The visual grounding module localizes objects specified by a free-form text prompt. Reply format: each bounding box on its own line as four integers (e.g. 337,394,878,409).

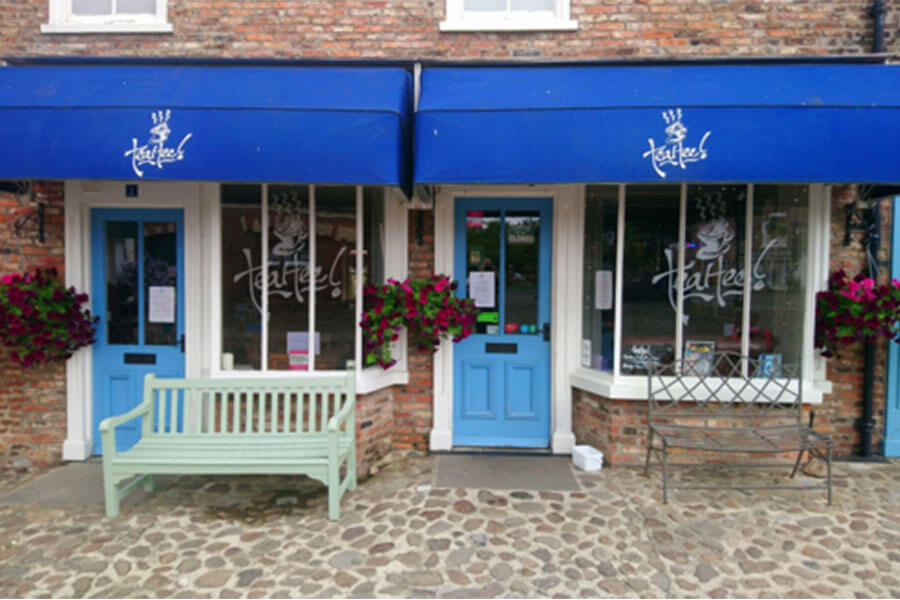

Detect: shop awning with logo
415,64,900,184
0,65,412,189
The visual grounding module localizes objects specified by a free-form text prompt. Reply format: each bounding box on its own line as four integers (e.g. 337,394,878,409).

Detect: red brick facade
0,1,897,472
0,182,66,472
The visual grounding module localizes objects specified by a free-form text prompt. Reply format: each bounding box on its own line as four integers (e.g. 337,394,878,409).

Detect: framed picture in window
755,353,783,378
683,340,717,376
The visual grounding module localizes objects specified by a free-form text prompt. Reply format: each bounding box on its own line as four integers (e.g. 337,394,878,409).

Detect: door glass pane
582,185,618,372
117,0,156,13
105,222,139,345
221,184,262,370
505,211,540,335
314,187,356,371
72,0,111,16
750,185,808,368
466,210,501,334
682,185,747,357
620,185,680,374
143,222,178,346
266,185,311,371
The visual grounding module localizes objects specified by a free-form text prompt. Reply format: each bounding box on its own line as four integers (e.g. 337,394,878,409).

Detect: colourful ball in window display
520,324,529,333
530,325,537,333
505,323,519,334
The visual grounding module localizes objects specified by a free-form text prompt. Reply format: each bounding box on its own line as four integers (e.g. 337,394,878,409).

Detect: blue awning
0,65,412,190
415,64,900,184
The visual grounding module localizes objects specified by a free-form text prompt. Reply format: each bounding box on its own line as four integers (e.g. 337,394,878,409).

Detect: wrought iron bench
100,370,356,520
644,352,834,504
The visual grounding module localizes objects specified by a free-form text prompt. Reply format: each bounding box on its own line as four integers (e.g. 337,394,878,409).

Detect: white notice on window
595,270,613,311
148,286,176,324
469,271,496,308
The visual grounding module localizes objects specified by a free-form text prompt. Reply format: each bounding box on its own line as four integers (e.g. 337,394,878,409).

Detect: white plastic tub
572,445,604,471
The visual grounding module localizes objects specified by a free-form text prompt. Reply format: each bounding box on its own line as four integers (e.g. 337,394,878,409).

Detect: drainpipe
870,0,886,53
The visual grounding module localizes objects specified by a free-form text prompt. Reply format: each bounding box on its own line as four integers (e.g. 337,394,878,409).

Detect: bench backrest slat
143,372,355,436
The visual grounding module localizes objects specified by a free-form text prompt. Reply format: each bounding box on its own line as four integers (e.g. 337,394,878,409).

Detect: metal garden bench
644,352,834,504
100,370,356,520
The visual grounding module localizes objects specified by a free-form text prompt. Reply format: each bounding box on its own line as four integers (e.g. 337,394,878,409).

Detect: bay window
220,184,387,374
581,183,811,380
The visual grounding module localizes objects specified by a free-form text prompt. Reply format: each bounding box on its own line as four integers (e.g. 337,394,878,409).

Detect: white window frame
43,0,173,34
208,184,409,394
569,182,833,404
440,0,577,32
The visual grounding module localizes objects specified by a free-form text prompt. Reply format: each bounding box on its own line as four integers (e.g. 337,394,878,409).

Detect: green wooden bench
100,370,356,520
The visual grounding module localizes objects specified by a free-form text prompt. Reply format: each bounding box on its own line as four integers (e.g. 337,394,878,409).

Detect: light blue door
91,209,185,454
886,196,900,457
453,197,552,447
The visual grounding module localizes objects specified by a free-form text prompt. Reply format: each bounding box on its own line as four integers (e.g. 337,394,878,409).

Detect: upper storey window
43,0,173,33
440,0,577,31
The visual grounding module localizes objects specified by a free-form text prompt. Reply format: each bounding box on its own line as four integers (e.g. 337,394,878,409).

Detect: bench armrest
98,397,154,435
328,394,356,433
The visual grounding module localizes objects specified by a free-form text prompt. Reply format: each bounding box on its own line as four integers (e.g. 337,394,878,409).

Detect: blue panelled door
91,209,185,454
453,198,552,447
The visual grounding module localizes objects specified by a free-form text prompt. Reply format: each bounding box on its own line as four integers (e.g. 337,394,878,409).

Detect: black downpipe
859,199,882,458
871,0,886,53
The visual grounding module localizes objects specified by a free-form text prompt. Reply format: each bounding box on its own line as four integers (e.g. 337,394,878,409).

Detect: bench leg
661,441,669,504
103,471,120,518
644,430,654,477
143,474,156,493
790,448,805,479
328,453,341,521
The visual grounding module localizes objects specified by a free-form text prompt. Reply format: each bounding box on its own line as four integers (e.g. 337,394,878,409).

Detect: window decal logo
642,109,711,179
124,110,193,177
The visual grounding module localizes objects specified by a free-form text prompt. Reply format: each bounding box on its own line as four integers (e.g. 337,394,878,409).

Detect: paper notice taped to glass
469,271,496,308
148,286,176,323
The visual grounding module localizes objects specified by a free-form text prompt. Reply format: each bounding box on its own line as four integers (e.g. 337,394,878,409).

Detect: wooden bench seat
101,371,356,520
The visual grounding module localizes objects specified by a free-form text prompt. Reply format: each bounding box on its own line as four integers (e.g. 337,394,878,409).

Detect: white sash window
43,0,172,33
441,0,577,31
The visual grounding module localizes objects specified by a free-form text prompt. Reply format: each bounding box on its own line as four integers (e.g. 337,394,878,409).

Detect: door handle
542,322,551,342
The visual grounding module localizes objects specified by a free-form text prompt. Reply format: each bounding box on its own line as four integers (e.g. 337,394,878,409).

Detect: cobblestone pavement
1,455,899,598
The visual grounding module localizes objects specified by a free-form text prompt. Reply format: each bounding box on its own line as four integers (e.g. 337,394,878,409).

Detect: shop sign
642,109,711,179
124,110,193,177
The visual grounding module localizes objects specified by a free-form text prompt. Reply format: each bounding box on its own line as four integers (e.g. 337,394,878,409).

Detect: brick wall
574,185,896,465
0,181,67,473
355,386,394,477
391,209,435,453
0,1,896,60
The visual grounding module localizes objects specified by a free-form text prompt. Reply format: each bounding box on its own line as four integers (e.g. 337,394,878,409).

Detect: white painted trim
441,0,576,32
431,188,455,451
612,185,625,376
43,0,171,34
429,184,577,454
63,180,200,460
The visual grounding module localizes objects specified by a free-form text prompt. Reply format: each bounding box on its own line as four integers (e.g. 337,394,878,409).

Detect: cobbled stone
0,456,896,599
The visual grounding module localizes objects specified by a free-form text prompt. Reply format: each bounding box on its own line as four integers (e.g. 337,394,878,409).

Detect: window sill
41,21,173,34
570,367,829,404
204,366,409,396
439,18,578,32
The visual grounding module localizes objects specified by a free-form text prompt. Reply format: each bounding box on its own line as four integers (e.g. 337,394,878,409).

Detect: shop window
440,0,576,31
581,183,810,378
220,184,386,373
43,0,172,33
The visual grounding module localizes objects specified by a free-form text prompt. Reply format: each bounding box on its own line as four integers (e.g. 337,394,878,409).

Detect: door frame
886,195,900,457
430,184,580,454
63,180,203,461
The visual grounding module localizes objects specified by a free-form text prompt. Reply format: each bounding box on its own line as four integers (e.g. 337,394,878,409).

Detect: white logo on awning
642,109,711,178
124,110,193,177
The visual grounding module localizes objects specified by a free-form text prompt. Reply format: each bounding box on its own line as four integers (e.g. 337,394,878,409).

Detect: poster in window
755,353,783,378
683,340,717,376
